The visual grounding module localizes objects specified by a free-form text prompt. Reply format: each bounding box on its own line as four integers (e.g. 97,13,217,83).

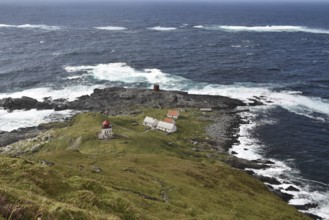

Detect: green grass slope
0,109,310,220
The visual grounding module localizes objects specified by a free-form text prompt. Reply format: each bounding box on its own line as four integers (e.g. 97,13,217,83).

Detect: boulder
225,156,270,170
285,185,300,192
255,175,281,185
0,96,38,110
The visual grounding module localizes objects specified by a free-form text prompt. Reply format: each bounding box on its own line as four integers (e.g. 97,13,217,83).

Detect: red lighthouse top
102,120,111,129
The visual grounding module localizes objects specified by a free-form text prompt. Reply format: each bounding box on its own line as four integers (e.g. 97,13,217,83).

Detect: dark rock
293,203,318,210
255,175,281,185
231,151,238,155
304,212,323,220
54,104,68,111
285,185,300,192
225,156,270,170
244,170,255,175
0,96,38,110
0,127,41,147
251,159,275,165
36,102,53,110
66,87,244,112
269,188,293,202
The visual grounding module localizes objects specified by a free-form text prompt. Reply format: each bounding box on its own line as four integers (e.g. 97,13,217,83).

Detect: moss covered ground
0,108,310,219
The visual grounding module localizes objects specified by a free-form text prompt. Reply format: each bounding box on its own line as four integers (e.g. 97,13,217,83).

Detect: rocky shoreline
0,87,321,219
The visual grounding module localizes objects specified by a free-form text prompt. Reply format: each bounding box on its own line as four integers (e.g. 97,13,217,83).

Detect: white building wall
156,121,177,133
143,116,159,128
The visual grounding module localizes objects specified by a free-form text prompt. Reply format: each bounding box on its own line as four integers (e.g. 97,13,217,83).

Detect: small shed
167,110,180,119
156,121,177,133
143,116,159,128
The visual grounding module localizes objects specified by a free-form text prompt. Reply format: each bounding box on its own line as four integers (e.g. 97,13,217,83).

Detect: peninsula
0,87,312,219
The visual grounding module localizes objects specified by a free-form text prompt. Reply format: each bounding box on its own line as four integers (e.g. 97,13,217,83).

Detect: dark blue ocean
0,2,328,218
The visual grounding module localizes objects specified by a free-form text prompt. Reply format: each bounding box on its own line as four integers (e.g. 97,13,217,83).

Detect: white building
156,121,177,133
143,116,159,128
99,128,113,139
98,120,113,139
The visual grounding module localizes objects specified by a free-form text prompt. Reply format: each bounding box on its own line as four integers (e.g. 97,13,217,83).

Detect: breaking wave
94,26,127,31
0,24,62,31
148,26,177,31
194,25,329,34
0,85,103,102
0,109,75,132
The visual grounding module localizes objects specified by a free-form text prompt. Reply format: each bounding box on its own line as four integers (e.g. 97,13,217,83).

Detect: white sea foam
194,25,204,29
95,26,127,31
66,75,84,80
0,109,75,132
229,109,265,160
0,85,103,102
64,63,178,85
195,25,329,34
148,26,177,31
189,84,329,120
0,24,61,31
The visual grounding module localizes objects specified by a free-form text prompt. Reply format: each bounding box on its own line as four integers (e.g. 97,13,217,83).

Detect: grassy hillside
0,109,310,219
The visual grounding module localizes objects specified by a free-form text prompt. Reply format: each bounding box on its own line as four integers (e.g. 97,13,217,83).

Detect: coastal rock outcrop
0,96,38,111
66,87,244,113
0,87,244,113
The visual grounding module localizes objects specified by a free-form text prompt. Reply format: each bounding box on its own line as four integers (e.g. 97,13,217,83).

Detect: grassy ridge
0,109,310,219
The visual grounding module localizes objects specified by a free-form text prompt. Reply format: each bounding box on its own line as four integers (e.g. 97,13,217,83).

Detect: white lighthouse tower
98,120,113,139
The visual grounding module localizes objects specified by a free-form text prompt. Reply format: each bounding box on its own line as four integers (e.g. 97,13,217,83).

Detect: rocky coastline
0,87,321,219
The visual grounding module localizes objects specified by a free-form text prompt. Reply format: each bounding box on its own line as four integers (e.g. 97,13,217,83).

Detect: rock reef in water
0,87,244,112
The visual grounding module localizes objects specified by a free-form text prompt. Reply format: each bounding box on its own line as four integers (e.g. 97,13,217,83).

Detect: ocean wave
194,25,329,34
148,26,177,31
64,63,177,85
0,85,103,102
0,109,75,132
0,23,62,31
189,85,329,120
94,26,127,31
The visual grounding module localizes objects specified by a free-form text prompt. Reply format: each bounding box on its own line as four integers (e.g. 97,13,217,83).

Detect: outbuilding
156,121,177,133
167,110,180,119
143,116,159,128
